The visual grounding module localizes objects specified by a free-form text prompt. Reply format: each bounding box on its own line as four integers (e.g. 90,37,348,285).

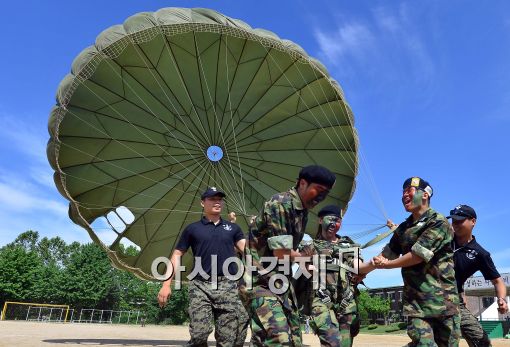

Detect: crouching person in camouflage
295,205,369,347
247,165,336,346
157,187,248,347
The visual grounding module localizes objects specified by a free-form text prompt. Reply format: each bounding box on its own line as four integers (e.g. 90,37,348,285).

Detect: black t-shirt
452,235,500,293
176,217,245,278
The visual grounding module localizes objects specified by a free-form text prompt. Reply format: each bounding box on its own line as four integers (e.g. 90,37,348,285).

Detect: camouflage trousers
250,295,302,346
459,302,491,347
309,300,360,347
407,315,460,347
187,278,249,347
336,312,360,347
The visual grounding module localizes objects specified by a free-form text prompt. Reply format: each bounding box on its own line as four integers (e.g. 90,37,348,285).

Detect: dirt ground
0,321,508,347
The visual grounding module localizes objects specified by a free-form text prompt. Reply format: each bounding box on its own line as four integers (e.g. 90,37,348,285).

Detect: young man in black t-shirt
158,187,247,347
448,204,508,347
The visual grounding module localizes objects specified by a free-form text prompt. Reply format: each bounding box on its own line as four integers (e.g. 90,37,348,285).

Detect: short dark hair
298,165,336,188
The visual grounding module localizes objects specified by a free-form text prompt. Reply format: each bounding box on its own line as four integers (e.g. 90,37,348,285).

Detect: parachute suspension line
193,32,247,213
263,45,387,222
264,50,357,173
289,62,358,175
75,201,204,214
153,164,211,254
157,31,246,211
61,108,209,203
224,35,247,215
58,162,206,214
342,223,387,226
219,44,360,215
297,60,388,220
67,65,209,199
61,167,214,212
349,224,386,240
55,157,217,220
100,38,244,212
219,46,313,210
111,38,245,211
261,52,357,175
248,46,356,178
157,29,213,147
358,145,388,220
158,31,245,210
298,67,358,170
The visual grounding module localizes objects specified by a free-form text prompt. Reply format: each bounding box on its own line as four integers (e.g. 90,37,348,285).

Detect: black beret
298,165,336,188
402,177,433,197
318,205,341,218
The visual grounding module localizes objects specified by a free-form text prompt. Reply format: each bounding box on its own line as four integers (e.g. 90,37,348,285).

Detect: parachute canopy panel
47,7,359,280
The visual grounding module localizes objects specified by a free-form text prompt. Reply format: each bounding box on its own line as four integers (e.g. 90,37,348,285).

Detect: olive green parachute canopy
47,7,359,280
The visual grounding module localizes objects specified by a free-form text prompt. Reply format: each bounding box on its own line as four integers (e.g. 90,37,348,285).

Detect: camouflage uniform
247,187,308,347
459,302,491,347
187,277,248,347
298,236,361,347
382,208,460,347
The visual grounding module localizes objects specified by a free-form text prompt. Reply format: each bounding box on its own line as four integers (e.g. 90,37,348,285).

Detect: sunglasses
449,209,474,219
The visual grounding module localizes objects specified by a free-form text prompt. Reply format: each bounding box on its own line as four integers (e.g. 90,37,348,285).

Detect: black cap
403,177,433,197
318,205,342,218
298,165,336,188
447,204,477,220
201,187,226,200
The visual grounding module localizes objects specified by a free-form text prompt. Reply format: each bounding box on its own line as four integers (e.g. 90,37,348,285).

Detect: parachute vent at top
47,7,359,280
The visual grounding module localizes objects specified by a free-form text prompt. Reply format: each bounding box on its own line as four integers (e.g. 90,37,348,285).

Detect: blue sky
1,0,509,288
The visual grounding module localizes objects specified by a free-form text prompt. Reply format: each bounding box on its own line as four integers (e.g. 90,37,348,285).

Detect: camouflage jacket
247,187,308,299
299,236,361,314
382,208,459,318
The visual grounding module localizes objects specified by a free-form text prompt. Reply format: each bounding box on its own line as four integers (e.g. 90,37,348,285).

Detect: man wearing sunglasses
448,204,508,347
372,177,460,346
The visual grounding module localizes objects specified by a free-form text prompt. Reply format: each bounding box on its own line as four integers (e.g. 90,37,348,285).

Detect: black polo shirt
176,217,245,278
452,235,500,293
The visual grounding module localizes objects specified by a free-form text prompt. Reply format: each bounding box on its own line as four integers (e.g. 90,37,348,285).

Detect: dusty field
0,321,508,347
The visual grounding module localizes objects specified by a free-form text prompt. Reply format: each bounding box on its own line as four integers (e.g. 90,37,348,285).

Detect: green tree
60,243,118,309
9,230,39,251
357,290,391,324
1,231,191,325
37,236,68,266
0,245,44,304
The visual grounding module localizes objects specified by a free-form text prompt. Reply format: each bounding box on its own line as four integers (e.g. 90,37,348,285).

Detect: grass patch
359,323,406,335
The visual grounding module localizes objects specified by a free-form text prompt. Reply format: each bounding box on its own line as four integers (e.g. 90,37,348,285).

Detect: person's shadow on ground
43,339,252,346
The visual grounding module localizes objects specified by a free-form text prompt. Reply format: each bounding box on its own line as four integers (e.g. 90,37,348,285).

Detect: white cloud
0,113,48,164
0,181,67,216
0,111,83,247
313,3,436,102
315,22,374,66
314,22,375,65
29,164,56,189
373,7,400,33
0,205,89,247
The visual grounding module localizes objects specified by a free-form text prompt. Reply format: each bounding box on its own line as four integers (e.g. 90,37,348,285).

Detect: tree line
0,231,188,324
